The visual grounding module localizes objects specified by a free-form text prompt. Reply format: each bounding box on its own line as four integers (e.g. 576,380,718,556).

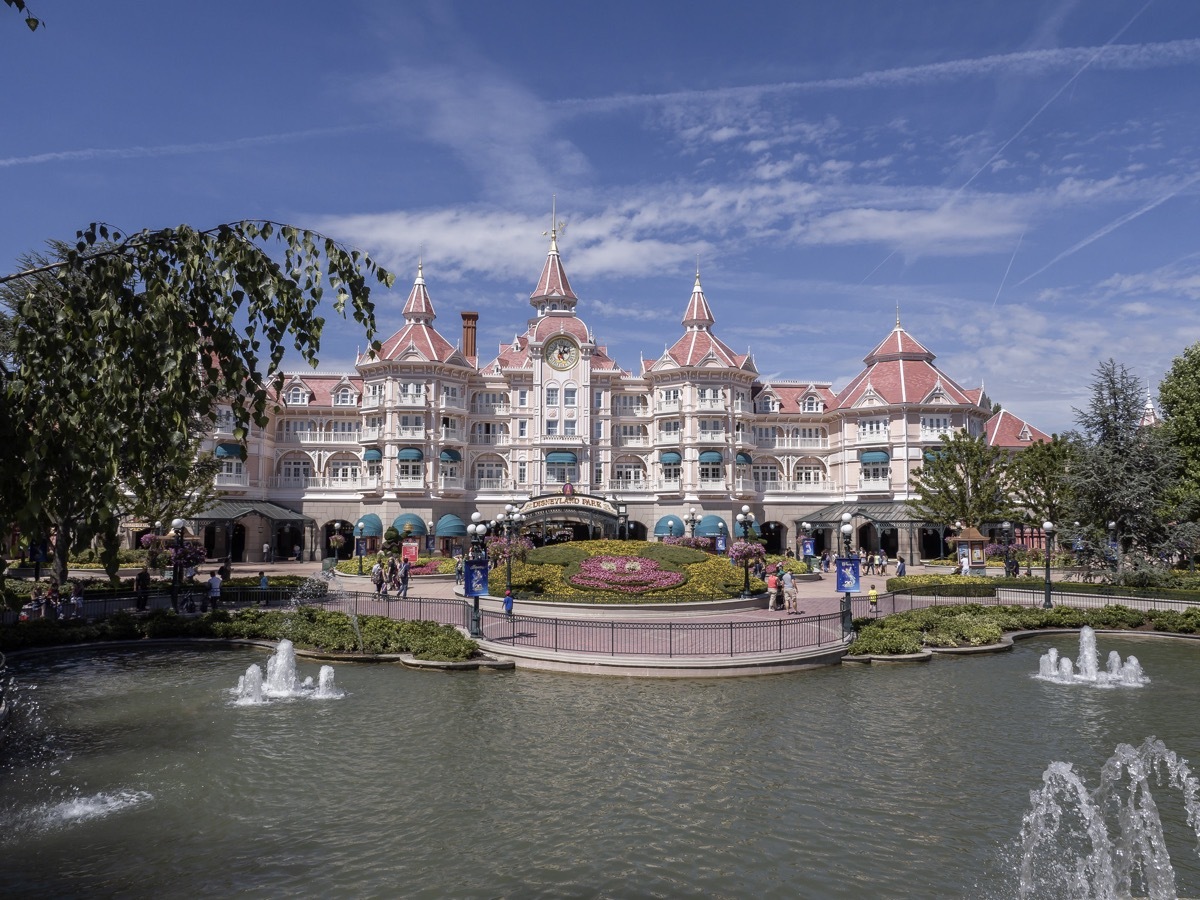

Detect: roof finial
542,194,566,248
895,302,901,328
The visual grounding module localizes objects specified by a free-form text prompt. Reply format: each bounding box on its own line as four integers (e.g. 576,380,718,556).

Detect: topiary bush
848,627,923,655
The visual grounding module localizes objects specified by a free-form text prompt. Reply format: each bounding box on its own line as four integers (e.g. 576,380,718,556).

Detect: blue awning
391,513,427,536
660,450,682,465
735,452,753,465
924,450,943,462
363,448,383,462
545,450,577,465
397,447,423,461
653,515,682,537
439,449,461,463
435,513,467,536
215,443,242,459
698,450,723,464
355,513,383,537
861,450,890,464
696,514,729,537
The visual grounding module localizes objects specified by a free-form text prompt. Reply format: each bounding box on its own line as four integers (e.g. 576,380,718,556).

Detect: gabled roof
985,409,1052,449
834,323,976,409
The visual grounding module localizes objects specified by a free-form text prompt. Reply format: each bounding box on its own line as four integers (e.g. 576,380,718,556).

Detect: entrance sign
518,493,618,518
464,559,489,597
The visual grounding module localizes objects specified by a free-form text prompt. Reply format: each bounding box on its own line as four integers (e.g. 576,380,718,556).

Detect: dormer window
802,396,821,413
286,386,308,406
333,387,355,406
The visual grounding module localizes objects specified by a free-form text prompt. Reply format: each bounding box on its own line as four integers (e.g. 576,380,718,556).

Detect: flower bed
567,556,686,593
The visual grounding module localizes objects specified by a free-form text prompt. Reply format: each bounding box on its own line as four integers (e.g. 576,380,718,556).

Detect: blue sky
4,0,1199,433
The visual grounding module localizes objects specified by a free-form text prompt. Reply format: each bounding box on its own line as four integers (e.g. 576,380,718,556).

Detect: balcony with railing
395,392,427,408
656,478,681,492
440,394,466,410
614,435,650,447
538,434,586,445
732,399,754,415
468,433,509,446
697,478,727,491
609,477,650,492
439,427,464,443
280,430,362,445
858,476,892,492
655,399,681,413
655,431,682,445
361,425,383,442
438,475,465,491
696,398,727,412
396,426,425,440
613,403,650,417
215,473,249,487
471,402,511,415
855,429,890,446
470,477,512,492
393,477,426,491
920,427,956,442
754,436,830,450
696,431,727,443
361,395,381,410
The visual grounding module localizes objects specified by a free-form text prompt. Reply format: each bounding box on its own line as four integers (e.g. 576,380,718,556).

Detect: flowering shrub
662,536,715,551
166,542,208,568
728,540,766,565
567,555,685,593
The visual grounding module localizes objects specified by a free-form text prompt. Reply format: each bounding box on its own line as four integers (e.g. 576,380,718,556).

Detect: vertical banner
835,556,861,593
402,540,420,564
715,534,728,554
354,537,368,558
801,537,815,558
464,559,489,597
425,535,435,554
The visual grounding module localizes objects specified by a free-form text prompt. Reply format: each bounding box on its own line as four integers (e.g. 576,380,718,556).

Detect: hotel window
564,387,577,407
331,420,358,435
802,396,821,413
517,463,527,484
221,459,244,477
661,461,681,482
517,389,529,407
659,420,681,438
594,390,604,409
329,460,360,481
563,420,577,437
518,419,528,438
699,459,723,481
286,386,308,405
546,419,559,437
594,464,604,484
699,419,723,435
859,418,888,440
333,387,355,406
593,420,603,440
281,458,311,480
545,386,560,406
795,464,823,484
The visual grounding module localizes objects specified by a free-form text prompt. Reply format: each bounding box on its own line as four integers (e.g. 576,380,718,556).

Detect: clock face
545,337,580,371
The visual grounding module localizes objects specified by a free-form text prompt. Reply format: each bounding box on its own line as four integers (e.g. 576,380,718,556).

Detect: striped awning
355,513,383,537
392,513,427,535
397,447,423,461
660,451,682,465
860,450,890,464
698,450,723,464
735,452,753,465
215,443,242,459
439,449,461,463
435,513,467,536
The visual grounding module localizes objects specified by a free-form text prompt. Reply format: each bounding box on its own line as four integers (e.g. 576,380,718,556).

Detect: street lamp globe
171,518,186,533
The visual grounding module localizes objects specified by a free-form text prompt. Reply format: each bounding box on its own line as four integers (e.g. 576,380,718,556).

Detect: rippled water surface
4,636,1200,898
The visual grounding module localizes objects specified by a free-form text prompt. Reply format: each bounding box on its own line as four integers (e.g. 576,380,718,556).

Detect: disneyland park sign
518,490,618,518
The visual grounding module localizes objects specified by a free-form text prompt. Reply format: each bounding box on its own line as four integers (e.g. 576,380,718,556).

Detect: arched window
286,385,308,405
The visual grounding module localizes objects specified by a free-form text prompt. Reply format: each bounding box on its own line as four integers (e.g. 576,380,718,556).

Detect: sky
3,0,1199,434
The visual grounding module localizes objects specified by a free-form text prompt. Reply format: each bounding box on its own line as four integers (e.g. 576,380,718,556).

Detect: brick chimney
460,311,478,358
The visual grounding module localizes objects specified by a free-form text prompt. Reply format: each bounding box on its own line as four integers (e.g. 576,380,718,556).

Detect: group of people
370,555,411,599
765,566,803,615
20,582,86,621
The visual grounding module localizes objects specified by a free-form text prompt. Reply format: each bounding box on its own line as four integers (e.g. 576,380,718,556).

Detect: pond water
3,635,1200,898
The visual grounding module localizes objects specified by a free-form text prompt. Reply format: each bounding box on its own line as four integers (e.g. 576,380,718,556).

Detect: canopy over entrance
517,491,621,539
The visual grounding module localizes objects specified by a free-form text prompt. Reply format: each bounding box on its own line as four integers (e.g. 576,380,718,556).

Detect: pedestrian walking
782,569,796,613
207,569,222,612
868,584,879,615
766,569,779,611
896,555,907,577
371,560,384,596
135,566,151,612
503,589,514,619
877,550,887,576
399,558,411,599
262,541,272,563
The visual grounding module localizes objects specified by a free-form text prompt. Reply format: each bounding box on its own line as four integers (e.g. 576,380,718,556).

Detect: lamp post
467,511,487,637
736,504,755,598
1107,519,1118,570
355,521,365,575
1042,521,1055,608
495,503,525,595
801,520,811,561
332,520,342,562
170,517,186,613
666,518,676,539
684,507,700,537
1001,521,1012,578
840,514,854,634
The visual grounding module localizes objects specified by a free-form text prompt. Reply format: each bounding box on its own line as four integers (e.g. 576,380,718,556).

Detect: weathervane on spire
895,302,901,328
543,194,566,243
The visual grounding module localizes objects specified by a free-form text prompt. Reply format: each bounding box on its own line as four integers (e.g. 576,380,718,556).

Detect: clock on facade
545,336,580,371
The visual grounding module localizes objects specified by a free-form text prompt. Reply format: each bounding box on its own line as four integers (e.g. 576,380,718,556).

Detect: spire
681,268,715,329
401,260,436,325
1140,380,1161,427
530,196,578,311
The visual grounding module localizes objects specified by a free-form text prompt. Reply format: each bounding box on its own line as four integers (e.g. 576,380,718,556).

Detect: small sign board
835,555,861,593
715,534,727,554
464,559,489,597
402,540,420,563
801,537,815,558
355,537,368,558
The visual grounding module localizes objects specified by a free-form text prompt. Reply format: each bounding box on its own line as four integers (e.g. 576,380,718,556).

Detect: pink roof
834,325,976,408
681,273,715,327
530,231,577,302
658,272,749,369
531,315,590,344
401,261,435,323
761,383,837,412
369,264,462,364
985,409,1052,448
278,373,362,407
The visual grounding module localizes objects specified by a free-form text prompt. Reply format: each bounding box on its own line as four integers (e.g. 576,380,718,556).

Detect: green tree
4,0,40,31
1157,341,1200,517
1066,359,1180,568
1007,434,1076,528
0,221,392,585
907,430,1013,528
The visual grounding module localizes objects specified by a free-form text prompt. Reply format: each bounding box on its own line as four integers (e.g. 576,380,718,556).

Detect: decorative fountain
233,639,343,704
1019,737,1200,899
1035,626,1149,688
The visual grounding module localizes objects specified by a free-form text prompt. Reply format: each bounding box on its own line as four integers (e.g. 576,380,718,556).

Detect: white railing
754,436,829,450
733,400,754,415
393,477,426,490
609,478,649,491
438,476,465,491
215,473,248,487
697,478,726,490
856,431,889,445
696,398,727,411
439,428,463,442
269,475,309,489
471,478,511,491
280,431,361,444
655,433,682,444
696,432,727,443
440,395,466,410
858,477,891,491
656,479,681,491
396,393,426,407
361,396,381,410
656,400,681,413
613,404,650,417
469,434,509,445
540,435,586,445
361,426,383,441
920,429,953,442
614,436,650,447
471,403,511,415
397,427,425,439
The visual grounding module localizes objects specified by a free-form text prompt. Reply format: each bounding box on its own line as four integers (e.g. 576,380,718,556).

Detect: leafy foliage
0,223,392,586
1008,434,1076,527
907,430,1012,528
4,0,39,31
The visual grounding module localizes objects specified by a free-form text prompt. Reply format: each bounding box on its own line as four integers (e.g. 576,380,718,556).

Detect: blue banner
715,535,727,554
355,538,368,558
835,556,861,593
801,538,815,557
464,559,489,597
